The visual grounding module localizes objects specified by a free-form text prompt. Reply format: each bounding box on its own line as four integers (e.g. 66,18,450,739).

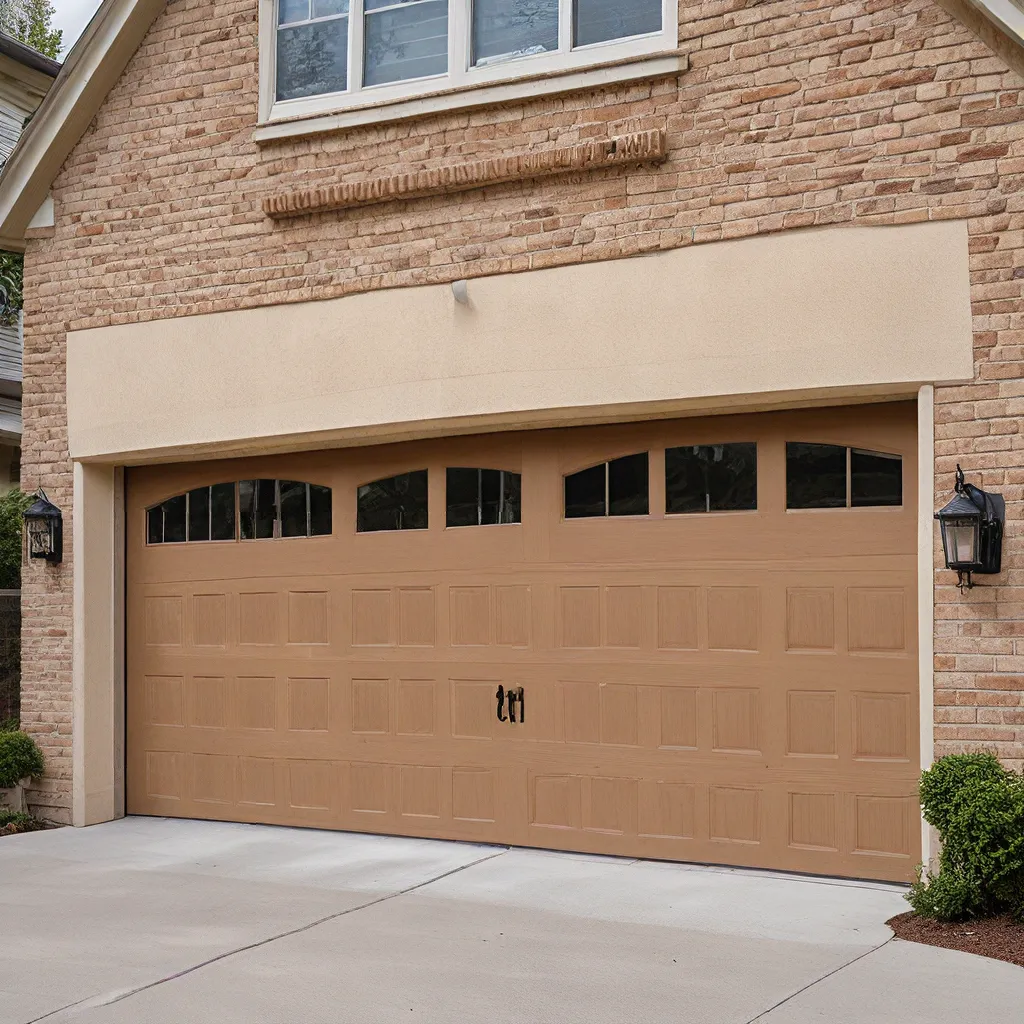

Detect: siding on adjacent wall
18,0,1024,820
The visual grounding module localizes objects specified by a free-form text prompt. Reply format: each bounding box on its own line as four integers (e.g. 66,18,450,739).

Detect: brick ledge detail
262,129,668,219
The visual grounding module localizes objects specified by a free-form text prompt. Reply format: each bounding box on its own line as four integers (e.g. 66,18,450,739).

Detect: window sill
254,49,687,144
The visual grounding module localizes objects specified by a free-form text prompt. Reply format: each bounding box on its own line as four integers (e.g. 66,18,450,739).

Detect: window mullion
559,0,573,53
450,0,468,85
349,0,365,94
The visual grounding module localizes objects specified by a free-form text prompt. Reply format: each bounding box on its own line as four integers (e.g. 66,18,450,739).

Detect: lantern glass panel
27,519,50,557
942,516,979,567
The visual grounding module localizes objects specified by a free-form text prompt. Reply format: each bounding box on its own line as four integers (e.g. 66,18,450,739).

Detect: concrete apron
0,818,1019,1024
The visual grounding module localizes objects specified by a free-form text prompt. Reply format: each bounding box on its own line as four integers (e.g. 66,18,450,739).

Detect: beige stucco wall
66,221,974,463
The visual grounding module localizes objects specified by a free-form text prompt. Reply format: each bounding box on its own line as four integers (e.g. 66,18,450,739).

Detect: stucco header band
66,221,974,463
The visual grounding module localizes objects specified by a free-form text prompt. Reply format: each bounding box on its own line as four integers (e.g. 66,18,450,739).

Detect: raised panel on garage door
126,403,920,881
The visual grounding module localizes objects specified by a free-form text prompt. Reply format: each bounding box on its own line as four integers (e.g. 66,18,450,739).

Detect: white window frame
257,0,681,139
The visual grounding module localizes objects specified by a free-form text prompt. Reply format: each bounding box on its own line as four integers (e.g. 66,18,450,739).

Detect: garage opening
126,402,919,881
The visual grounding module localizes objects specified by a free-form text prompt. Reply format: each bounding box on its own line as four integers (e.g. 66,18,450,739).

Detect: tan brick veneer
18,0,1024,821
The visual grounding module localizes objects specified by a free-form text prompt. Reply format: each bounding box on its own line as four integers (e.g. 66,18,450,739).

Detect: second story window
265,0,676,125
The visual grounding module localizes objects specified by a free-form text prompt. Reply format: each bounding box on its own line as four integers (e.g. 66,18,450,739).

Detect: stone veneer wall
19,0,1024,820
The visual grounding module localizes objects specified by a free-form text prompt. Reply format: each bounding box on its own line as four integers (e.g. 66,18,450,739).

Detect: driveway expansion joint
24,846,511,1024
743,936,894,1024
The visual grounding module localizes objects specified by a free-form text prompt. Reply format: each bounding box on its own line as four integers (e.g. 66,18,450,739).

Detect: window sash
268,0,672,119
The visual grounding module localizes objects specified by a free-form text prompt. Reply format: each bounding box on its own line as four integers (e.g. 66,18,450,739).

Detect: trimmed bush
908,753,1024,922
0,730,44,789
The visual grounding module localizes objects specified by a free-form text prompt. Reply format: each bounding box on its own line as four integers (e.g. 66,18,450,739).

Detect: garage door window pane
364,0,448,87
162,494,187,544
358,470,428,532
666,443,757,514
446,468,521,527
852,449,902,507
574,0,662,47
609,452,649,516
565,463,606,519
473,0,558,67
147,506,162,544
280,480,308,537
187,487,211,542
310,484,332,535
240,479,277,539
211,483,236,541
786,443,847,509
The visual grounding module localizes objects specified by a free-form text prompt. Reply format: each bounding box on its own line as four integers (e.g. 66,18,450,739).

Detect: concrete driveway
0,819,1020,1024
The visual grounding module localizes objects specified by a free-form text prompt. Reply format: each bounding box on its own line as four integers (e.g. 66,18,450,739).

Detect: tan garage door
127,403,920,881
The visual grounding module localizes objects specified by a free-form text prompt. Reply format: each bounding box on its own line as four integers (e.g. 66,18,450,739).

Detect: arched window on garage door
357,470,429,532
147,483,236,544
446,468,521,527
239,479,333,539
564,452,649,519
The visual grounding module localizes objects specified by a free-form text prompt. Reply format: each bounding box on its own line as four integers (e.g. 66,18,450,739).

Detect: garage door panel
128,403,919,880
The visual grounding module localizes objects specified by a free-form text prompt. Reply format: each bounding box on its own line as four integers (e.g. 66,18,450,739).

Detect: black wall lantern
935,465,1004,591
23,489,63,564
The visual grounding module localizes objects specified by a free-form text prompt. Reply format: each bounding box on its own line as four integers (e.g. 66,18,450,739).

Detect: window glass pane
482,471,520,525
447,469,522,527
496,471,522,525
473,0,558,67
188,486,211,542
147,506,162,544
786,443,846,509
446,468,480,527
665,446,706,514
364,0,448,86
279,0,311,25
565,463,606,519
240,479,278,539
314,0,349,16
276,17,348,101
211,483,236,541
608,452,649,516
707,442,757,511
280,480,309,538
851,449,902,507
574,0,661,47
358,470,428,532
310,484,332,536
162,494,187,543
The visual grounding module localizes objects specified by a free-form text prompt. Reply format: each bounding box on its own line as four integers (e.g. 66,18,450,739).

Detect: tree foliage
0,489,29,591
0,0,63,60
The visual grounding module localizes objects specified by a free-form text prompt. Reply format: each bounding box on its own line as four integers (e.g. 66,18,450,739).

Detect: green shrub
0,808,31,828
0,717,17,732
0,730,44,788
908,753,1024,922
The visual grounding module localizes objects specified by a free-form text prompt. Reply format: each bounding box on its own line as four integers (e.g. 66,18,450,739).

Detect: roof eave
0,0,166,252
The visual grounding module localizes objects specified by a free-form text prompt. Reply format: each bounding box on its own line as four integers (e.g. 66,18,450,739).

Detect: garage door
127,403,920,881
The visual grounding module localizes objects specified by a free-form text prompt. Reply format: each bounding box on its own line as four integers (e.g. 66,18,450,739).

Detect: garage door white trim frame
70,387,939,865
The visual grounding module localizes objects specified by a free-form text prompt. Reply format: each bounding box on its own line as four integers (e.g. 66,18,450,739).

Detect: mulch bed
0,817,57,837
888,911,1024,969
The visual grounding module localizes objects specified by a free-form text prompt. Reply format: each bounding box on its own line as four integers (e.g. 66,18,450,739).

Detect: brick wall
19,0,1024,819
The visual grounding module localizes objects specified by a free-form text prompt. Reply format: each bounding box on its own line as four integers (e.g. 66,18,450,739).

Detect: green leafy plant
0,730,44,788
908,753,1024,922
0,808,31,828
0,489,31,590
0,251,23,327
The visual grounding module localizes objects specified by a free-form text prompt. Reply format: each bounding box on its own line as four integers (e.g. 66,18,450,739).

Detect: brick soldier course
11,0,1024,822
